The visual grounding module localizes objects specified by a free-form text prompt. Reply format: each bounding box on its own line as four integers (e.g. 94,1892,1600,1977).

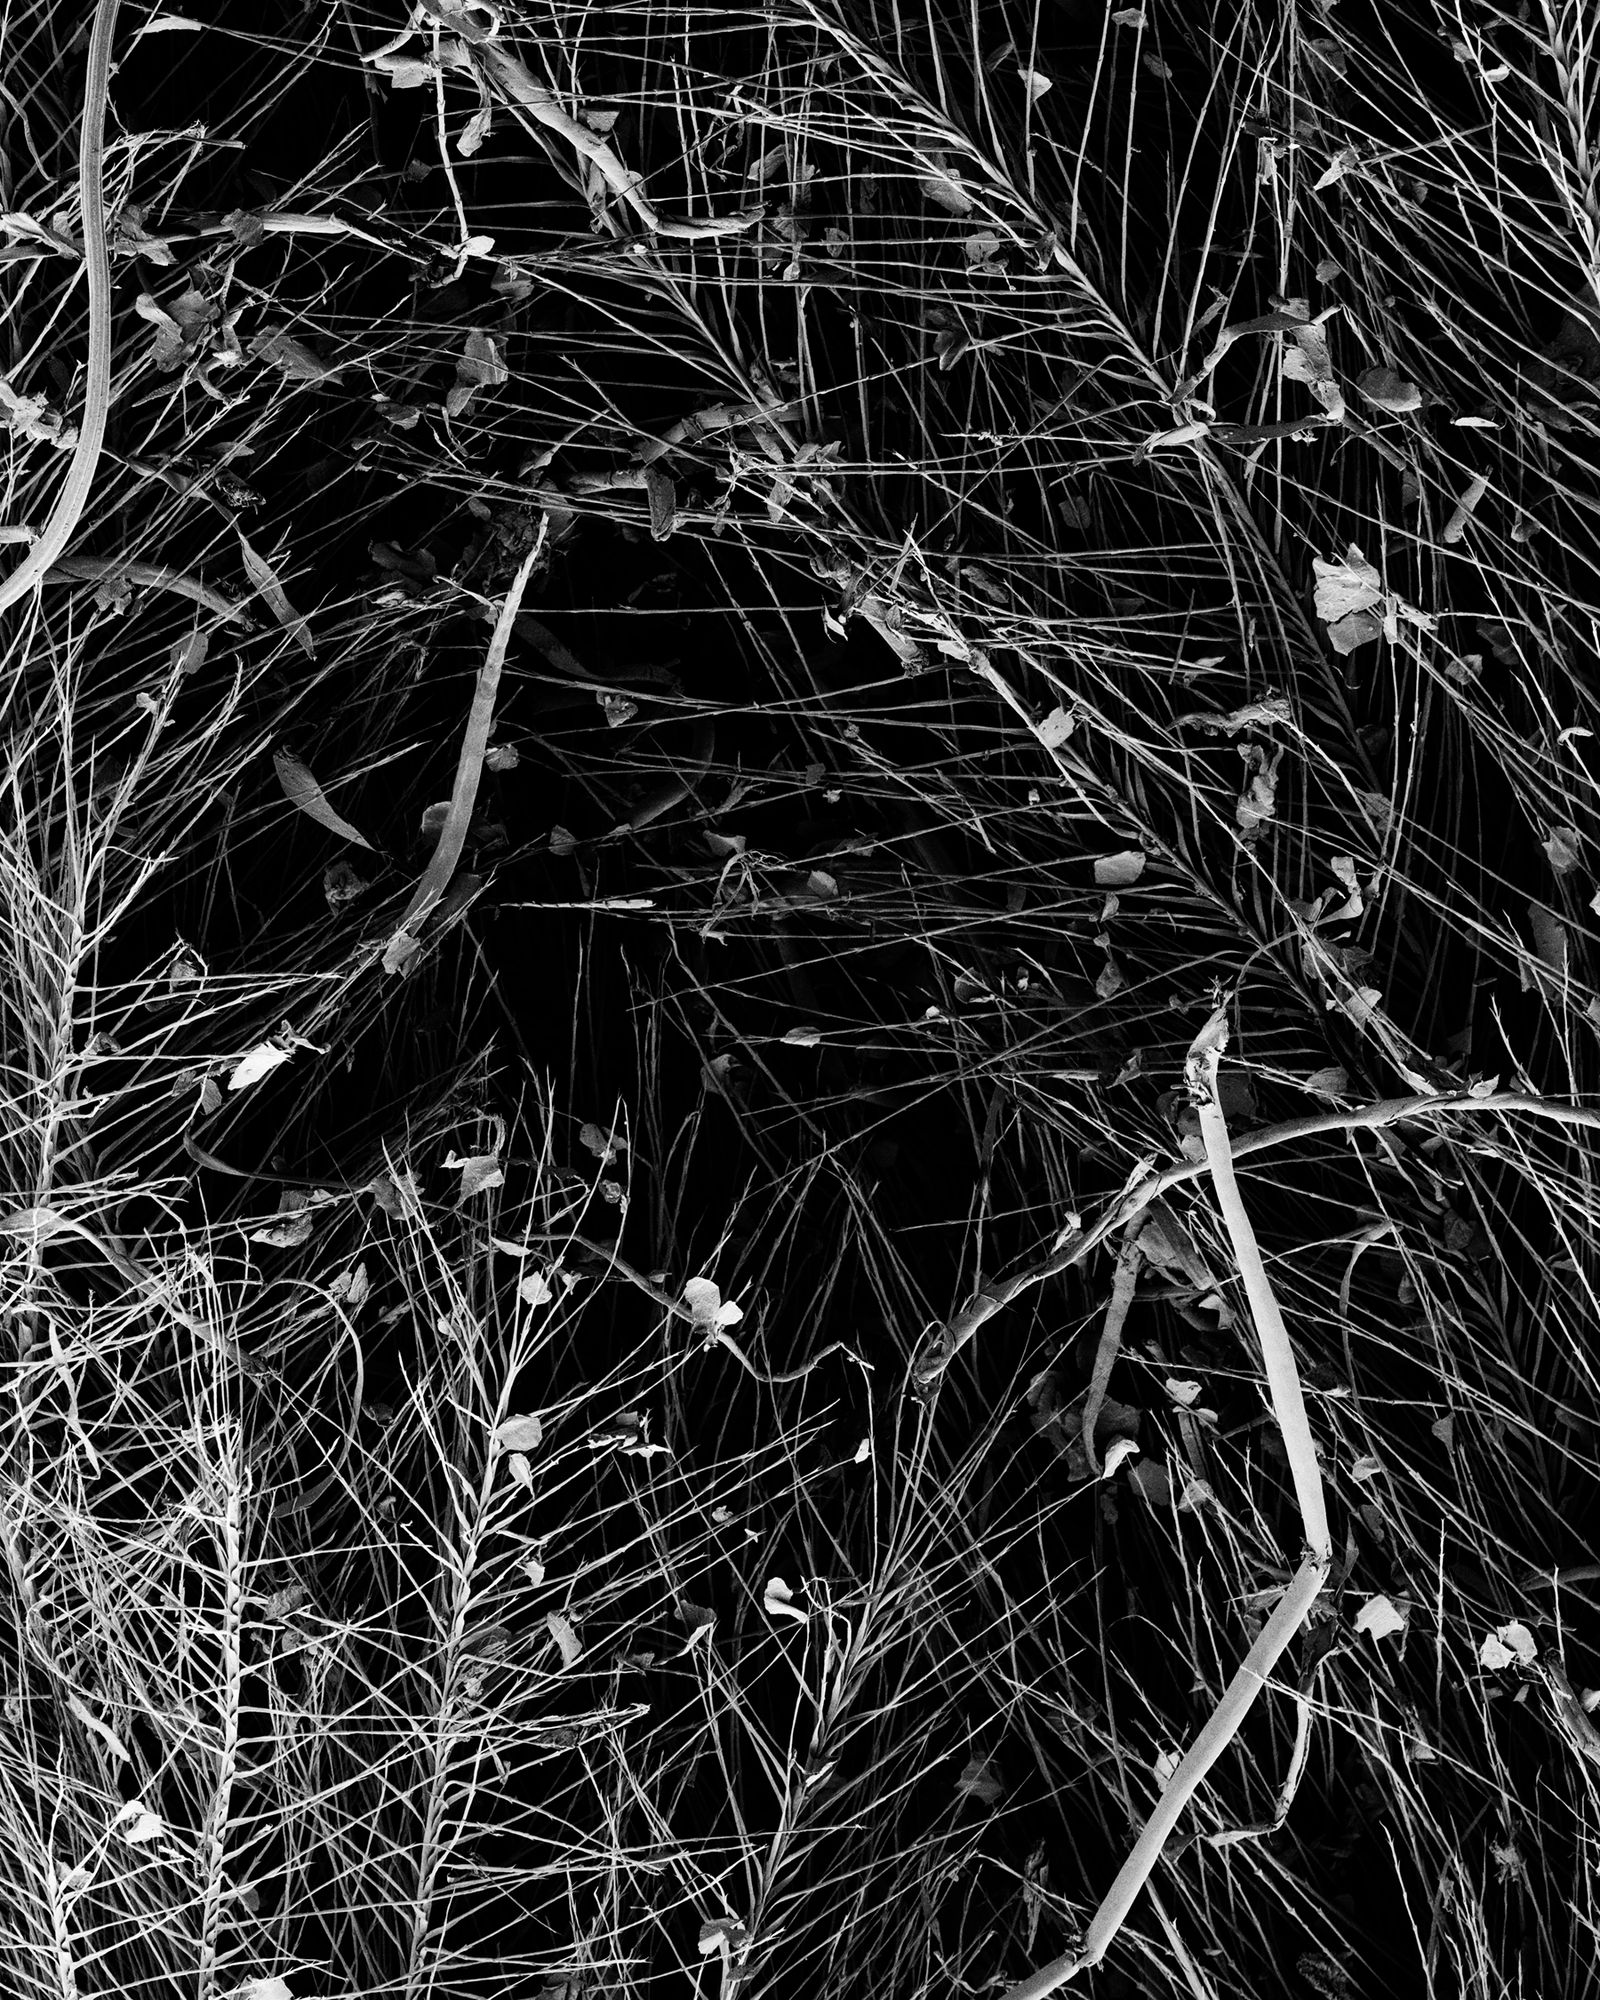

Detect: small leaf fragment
683,1277,743,1329
698,1918,750,1957
1303,1064,1350,1099
1356,365,1422,413
114,1803,167,1846
1529,901,1569,975
578,1121,626,1163
445,1150,504,1199
273,750,375,850
250,328,339,381
956,1753,1005,1803
762,1575,807,1622
228,1041,291,1093
1479,1621,1538,1669
1313,548,1385,625
1542,824,1583,874
495,1414,544,1454
1093,849,1146,888
238,533,314,657
446,329,508,418
546,1612,583,1669
1353,1593,1408,1642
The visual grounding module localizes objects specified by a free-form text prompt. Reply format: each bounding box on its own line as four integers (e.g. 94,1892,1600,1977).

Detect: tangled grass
4,1,1600,1996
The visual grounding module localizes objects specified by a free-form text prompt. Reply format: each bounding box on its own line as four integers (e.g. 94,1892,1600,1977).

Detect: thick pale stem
1197,1085,1330,1561
1003,1052,1331,1997
1002,1551,1329,2000
0,0,120,611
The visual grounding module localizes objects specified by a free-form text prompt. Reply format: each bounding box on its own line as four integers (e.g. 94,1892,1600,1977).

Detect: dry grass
3,2,1600,1996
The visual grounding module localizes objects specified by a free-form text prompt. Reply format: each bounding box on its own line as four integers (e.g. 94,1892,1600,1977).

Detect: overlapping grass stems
4,0,1600,1996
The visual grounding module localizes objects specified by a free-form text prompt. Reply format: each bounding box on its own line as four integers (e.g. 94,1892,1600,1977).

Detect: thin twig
1081,1237,1141,1476
917,1090,1600,1388
384,525,545,972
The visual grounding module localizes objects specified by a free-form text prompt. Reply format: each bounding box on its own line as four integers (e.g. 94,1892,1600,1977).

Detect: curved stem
0,0,121,611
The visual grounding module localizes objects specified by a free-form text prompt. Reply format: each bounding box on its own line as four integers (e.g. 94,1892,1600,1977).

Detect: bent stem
1005,1023,1332,1997
0,0,120,611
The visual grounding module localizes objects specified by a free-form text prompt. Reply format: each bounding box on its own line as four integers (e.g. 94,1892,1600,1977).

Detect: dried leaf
1282,320,1344,417
228,1041,290,1092
763,1575,807,1621
238,533,314,657
1313,549,1385,624
918,171,973,216
1303,1064,1350,1098
250,328,338,381
1178,696,1293,734
324,860,367,910
1529,900,1569,975
1312,144,1362,191
1326,609,1384,655
683,1276,742,1329
1353,1593,1408,1642
496,1414,545,1453
1442,472,1490,545
329,1261,370,1306
1094,849,1146,888
386,545,538,974
519,1267,556,1306
446,1150,504,1198
1356,365,1422,413
446,329,508,417
578,1121,626,1163
698,1918,750,1957
250,1206,315,1249
1237,746,1283,831
1480,1621,1538,1669
366,1168,421,1218
1338,985,1384,1027
133,291,187,369
273,750,375,850
457,104,493,156
1543,824,1583,874
956,1753,1005,1803
114,1803,167,1845
1127,1458,1173,1506
546,1611,583,1668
